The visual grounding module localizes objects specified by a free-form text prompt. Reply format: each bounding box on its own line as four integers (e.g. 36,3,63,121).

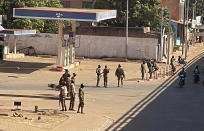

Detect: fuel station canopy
13,7,117,22
13,7,117,66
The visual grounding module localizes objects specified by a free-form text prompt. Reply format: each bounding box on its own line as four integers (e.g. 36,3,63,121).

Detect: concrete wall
76,35,158,59
9,33,158,59
9,34,58,55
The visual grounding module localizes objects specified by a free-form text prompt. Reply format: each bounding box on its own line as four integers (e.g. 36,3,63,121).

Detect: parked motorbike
178,58,187,65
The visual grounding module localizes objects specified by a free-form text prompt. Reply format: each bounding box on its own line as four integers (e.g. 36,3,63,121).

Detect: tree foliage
0,0,69,33
94,0,168,31
189,0,204,22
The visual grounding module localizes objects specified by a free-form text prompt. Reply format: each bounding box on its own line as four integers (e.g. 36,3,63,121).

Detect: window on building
82,1,93,8
61,0,71,8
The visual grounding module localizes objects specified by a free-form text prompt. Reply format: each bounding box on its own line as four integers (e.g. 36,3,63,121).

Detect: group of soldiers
96,64,125,88
141,59,159,80
58,69,84,114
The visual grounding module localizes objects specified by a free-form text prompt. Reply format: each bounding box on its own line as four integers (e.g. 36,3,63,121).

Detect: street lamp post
126,0,128,60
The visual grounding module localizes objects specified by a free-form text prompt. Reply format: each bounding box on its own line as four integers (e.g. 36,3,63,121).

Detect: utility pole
182,0,186,55
125,0,129,60
185,0,189,59
167,0,172,64
160,7,164,62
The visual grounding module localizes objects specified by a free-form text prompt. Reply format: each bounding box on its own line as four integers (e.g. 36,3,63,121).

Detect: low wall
76,35,158,59
9,33,158,59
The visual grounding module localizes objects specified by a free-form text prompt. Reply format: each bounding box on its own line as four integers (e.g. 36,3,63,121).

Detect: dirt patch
0,109,68,129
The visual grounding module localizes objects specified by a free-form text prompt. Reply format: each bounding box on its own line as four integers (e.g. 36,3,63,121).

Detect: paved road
119,57,204,131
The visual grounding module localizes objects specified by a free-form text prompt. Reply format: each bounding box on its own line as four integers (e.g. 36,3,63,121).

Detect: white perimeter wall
9,34,158,59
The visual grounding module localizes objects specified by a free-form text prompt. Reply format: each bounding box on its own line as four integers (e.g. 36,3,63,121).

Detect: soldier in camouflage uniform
147,59,153,79
59,82,67,111
103,65,109,88
64,73,71,97
71,73,76,85
69,80,76,110
115,64,125,87
96,65,102,87
77,84,84,114
141,61,146,80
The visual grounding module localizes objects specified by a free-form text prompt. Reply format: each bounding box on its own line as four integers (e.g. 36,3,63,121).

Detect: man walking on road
103,65,109,88
115,64,125,87
77,84,85,114
141,61,146,80
96,65,102,87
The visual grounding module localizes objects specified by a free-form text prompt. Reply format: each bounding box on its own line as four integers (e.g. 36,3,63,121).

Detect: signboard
196,16,202,26
192,20,197,28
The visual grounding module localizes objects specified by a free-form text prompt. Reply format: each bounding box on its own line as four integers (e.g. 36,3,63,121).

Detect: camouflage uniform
65,75,71,97
59,85,67,111
71,73,76,85
141,61,146,80
103,66,109,88
147,60,153,79
77,84,84,114
96,65,102,87
69,82,76,110
115,64,125,87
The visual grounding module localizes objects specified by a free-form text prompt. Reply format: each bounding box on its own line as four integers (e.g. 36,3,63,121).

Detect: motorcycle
179,77,185,88
179,74,185,88
194,73,200,83
178,57,187,65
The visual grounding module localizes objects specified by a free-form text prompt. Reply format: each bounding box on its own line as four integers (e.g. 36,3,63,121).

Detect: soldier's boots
81,107,84,114
77,106,80,113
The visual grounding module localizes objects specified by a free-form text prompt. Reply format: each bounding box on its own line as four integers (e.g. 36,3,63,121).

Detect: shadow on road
0,60,53,74
106,53,204,131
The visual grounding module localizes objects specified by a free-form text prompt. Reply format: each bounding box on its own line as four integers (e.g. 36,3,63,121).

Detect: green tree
0,0,68,33
189,0,204,22
94,0,168,31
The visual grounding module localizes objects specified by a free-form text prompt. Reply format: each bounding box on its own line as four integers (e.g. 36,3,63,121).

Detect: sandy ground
0,43,203,131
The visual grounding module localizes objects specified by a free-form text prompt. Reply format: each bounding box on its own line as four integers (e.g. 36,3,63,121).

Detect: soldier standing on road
65,73,71,97
141,61,146,80
69,80,76,110
115,64,125,87
96,65,102,87
64,69,70,78
77,84,84,114
147,59,153,79
59,82,67,111
71,73,76,85
103,65,110,88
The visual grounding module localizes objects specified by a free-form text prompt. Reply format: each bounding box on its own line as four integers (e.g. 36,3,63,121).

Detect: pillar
14,35,17,54
7,35,10,54
70,21,76,64
57,20,63,66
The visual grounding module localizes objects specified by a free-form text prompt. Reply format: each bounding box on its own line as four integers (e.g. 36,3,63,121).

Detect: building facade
160,0,184,21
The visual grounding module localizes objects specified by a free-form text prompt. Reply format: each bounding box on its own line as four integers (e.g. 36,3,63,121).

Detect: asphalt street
119,57,204,131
